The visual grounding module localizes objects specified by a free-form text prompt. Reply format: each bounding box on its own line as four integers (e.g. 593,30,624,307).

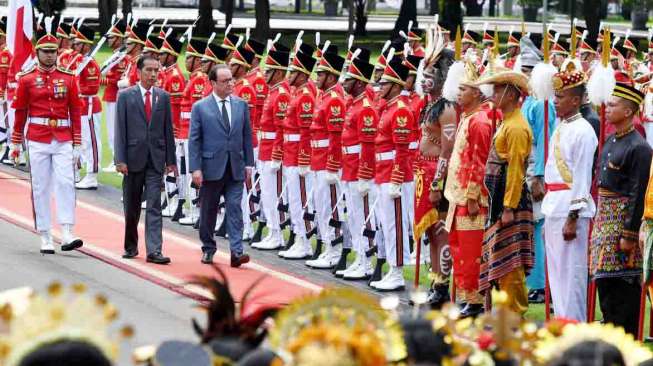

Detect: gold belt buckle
48,118,57,128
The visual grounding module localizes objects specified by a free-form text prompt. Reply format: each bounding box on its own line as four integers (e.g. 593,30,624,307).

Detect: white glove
357,179,372,195
325,171,339,184
72,146,82,163
117,78,130,89
298,166,310,176
388,183,402,199
269,160,281,172
9,144,21,162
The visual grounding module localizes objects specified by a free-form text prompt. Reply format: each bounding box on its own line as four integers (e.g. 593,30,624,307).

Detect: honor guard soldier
243,37,269,151
277,48,318,260
505,31,521,69
404,26,425,57
55,20,73,55
251,47,291,251
370,55,415,291
73,24,103,190
305,48,348,270
221,26,240,63
461,30,480,58
118,21,148,89
9,18,84,254
0,18,11,162
101,17,128,172
160,33,187,219
338,54,379,280
230,45,259,239
177,37,210,226
56,19,78,68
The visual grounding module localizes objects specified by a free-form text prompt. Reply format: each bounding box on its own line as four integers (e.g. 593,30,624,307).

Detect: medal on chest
53,79,67,99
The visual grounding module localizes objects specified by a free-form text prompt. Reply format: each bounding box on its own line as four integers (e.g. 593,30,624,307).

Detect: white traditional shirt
541,113,598,218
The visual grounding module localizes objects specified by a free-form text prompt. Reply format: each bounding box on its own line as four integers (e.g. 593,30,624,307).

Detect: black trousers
596,276,641,336
198,161,244,256
122,158,164,255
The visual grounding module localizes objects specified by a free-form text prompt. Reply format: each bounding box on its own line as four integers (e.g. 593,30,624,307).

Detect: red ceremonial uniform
342,93,378,181
77,58,102,115
283,84,315,167
56,49,78,69
0,46,11,99
412,46,425,58
161,63,186,136
234,78,258,147
259,81,290,162
310,84,346,172
374,95,415,184
11,66,82,146
178,70,211,139
101,55,128,103
245,67,268,137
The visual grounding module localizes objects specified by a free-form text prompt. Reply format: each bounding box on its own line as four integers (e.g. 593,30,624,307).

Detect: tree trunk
238,0,245,10
224,0,234,26
367,0,376,11
502,0,512,16
393,0,417,38
348,0,355,34
122,0,132,18
98,0,118,34
354,0,368,35
196,0,214,38
463,0,483,16
489,0,495,16
295,0,301,13
254,0,271,40
583,0,600,42
441,0,462,33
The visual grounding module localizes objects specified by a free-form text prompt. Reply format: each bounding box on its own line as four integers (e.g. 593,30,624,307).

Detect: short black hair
137,54,159,70
568,84,586,99
208,63,230,82
619,97,640,115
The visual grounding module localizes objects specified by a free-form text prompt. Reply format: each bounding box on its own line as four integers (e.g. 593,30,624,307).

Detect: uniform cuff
622,229,638,242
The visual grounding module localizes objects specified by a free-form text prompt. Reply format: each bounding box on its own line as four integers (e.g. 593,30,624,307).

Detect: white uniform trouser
0,101,7,143
343,180,374,255
377,183,411,267
644,122,653,148
80,112,102,174
175,140,191,200
284,166,314,238
105,101,117,155
403,181,415,237
544,216,590,322
7,106,15,142
313,170,344,245
254,149,266,223
260,161,284,232
27,140,76,232
241,156,259,233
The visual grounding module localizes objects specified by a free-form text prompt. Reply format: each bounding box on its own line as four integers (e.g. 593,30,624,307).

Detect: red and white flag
6,0,35,79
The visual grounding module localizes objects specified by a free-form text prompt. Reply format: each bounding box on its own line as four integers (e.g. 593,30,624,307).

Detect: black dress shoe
146,253,171,265
61,238,83,251
528,288,545,304
460,303,484,318
231,253,250,268
201,252,214,264
122,250,139,259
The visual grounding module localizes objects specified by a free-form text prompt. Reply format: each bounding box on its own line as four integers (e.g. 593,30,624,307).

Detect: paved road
0,218,199,365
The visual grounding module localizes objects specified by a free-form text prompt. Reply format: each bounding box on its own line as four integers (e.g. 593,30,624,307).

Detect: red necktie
144,90,152,123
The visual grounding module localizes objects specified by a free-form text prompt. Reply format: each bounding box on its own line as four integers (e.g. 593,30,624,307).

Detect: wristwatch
567,210,579,220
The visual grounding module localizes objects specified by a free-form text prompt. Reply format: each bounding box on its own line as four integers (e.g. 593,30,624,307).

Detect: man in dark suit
189,64,255,267
115,55,177,264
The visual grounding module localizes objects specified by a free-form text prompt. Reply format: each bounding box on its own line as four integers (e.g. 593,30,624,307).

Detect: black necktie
221,99,230,132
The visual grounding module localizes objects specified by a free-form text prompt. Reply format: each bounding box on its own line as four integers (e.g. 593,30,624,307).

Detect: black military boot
171,199,185,222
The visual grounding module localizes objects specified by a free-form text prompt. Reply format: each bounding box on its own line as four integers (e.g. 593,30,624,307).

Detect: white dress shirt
213,93,232,129
138,83,154,103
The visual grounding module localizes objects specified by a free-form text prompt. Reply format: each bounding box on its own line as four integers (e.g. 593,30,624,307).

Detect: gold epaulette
330,91,338,98
302,86,310,94
17,66,36,76
279,86,287,94
362,98,371,107
397,100,406,108
243,79,250,86
57,67,75,75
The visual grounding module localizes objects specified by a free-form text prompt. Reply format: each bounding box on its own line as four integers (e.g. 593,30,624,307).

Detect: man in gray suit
115,55,177,264
189,64,255,266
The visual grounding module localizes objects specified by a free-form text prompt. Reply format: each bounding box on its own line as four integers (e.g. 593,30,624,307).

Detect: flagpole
541,23,552,321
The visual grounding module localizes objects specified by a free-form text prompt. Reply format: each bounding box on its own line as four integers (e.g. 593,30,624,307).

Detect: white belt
311,139,329,148
180,112,192,119
260,131,276,139
284,133,300,142
7,82,16,89
343,144,361,154
29,117,70,127
375,151,395,161
408,141,418,149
